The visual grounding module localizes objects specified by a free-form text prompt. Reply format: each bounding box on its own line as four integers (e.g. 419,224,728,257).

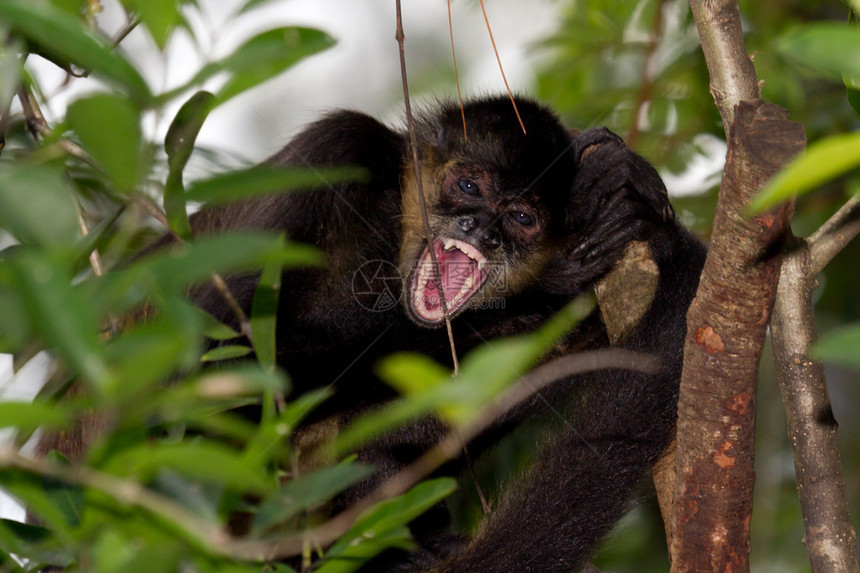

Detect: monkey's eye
511,211,534,226
457,180,478,195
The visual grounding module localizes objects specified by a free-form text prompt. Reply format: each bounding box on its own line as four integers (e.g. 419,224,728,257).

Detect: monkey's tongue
412,240,488,323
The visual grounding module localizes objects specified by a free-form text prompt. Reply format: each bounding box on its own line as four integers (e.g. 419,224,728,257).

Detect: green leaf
251,244,282,372
0,43,23,115
0,518,73,569
814,323,860,371
197,27,334,104
748,132,860,213
0,401,70,431
0,1,151,102
105,312,203,403
324,479,457,563
93,529,138,573
67,93,143,193
124,0,182,50
315,528,414,573
0,163,79,246
97,232,322,313
778,24,860,81
103,441,272,493
183,165,368,206
252,464,374,535
377,353,451,396
164,91,216,238
43,451,85,528
243,388,330,465
336,297,592,453
9,251,110,387
238,0,282,14
201,345,252,362
198,309,241,341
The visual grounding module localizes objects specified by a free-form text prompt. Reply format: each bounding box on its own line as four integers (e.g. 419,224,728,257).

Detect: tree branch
808,195,860,277
770,234,860,573
687,0,759,134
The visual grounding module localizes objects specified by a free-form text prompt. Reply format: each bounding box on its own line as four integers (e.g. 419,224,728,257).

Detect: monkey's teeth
443,238,456,251
477,259,487,271
454,274,477,304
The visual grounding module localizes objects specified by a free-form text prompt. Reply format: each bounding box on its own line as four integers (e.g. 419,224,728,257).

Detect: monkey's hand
543,127,674,296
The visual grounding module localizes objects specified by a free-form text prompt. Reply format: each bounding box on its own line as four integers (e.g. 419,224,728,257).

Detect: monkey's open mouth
410,238,489,324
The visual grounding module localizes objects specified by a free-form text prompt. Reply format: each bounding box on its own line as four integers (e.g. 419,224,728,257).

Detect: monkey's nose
482,230,501,250
457,216,477,233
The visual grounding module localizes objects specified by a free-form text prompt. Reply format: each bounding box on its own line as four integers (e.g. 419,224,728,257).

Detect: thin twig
112,16,141,47
394,1,460,375
808,194,860,276
74,198,107,279
17,84,96,165
477,0,525,134
626,0,666,149
447,0,468,141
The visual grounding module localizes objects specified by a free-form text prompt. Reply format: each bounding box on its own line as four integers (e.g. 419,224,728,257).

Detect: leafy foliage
0,2,536,570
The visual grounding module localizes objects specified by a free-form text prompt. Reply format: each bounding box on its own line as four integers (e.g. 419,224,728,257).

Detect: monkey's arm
408,132,706,572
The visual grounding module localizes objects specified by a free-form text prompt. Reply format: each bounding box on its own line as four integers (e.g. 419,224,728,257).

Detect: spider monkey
185,98,706,571
38,97,706,571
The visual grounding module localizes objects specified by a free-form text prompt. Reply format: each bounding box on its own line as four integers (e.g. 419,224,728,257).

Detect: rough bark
770,199,860,572
671,100,804,572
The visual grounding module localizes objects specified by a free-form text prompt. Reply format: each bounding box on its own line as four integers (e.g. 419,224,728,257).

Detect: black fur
172,101,705,571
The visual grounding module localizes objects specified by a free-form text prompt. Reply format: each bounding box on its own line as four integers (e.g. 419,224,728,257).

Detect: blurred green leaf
67,93,143,193
93,529,137,573
0,1,151,102
0,469,77,542
0,44,23,116
95,232,321,315
251,245,282,372
749,132,860,213
164,91,216,238
123,0,183,50
194,366,289,399
194,27,334,104
243,387,330,466
0,518,73,570
378,353,450,396
199,309,241,341
0,163,79,246
814,323,860,371
0,401,70,431
183,165,368,206
778,24,860,81
336,297,592,454
316,528,414,573
201,345,252,362
238,0,282,14
323,478,456,565
9,251,110,387
103,441,272,493
252,463,374,535
105,312,203,403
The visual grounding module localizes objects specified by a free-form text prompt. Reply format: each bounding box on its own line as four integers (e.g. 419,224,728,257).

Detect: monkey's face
400,161,555,327
398,97,576,328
